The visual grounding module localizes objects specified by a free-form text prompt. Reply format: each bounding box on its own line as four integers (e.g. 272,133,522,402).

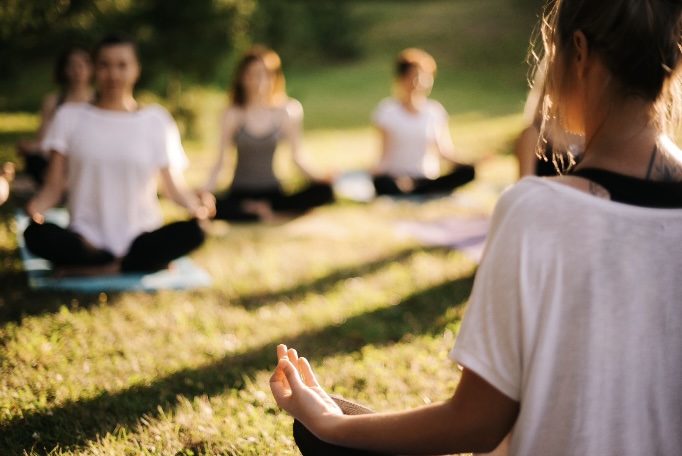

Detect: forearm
26,151,66,219
202,157,225,193
159,168,203,215
320,400,493,455
26,190,62,217
168,184,201,214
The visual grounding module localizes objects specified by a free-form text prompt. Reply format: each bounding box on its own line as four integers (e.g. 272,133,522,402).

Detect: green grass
0,1,535,454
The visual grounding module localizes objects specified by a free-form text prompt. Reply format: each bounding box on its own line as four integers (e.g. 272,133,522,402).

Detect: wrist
313,412,350,447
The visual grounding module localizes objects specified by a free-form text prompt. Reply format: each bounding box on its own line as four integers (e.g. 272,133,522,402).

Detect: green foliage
0,0,362,110
251,0,361,63
124,0,248,86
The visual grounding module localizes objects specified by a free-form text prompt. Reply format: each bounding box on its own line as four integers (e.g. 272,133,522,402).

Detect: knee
23,222,44,252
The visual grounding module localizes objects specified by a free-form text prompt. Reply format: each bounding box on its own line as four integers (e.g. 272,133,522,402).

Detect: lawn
0,1,536,454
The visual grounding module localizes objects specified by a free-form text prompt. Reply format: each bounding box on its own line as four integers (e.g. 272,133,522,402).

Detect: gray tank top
230,124,281,190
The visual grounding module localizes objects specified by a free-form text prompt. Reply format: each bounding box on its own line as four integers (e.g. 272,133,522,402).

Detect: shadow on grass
233,245,448,310
0,200,133,324
0,274,474,453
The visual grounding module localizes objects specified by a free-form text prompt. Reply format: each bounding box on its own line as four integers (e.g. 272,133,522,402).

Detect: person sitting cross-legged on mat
199,46,334,222
371,48,475,197
23,33,214,276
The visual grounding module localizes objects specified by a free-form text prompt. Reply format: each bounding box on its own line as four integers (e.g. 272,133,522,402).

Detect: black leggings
214,183,334,221
293,396,393,456
22,153,49,185
24,219,205,272
373,163,475,196
294,420,391,456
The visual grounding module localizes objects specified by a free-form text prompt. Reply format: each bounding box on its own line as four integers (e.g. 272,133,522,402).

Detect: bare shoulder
221,105,244,131
547,175,611,199
283,98,303,121
41,93,59,115
651,137,682,182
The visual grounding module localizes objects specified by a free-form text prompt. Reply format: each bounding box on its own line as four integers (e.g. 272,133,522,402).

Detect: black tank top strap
569,167,682,208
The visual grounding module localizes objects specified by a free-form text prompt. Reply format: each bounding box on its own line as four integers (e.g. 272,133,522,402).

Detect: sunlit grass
0,102,517,453
0,1,534,453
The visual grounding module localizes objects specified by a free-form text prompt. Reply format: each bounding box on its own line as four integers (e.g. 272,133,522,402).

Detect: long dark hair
92,32,139,63
230,46,286,107
53,46,91,90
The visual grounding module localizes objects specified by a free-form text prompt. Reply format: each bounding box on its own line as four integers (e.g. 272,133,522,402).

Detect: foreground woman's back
453,175,682,454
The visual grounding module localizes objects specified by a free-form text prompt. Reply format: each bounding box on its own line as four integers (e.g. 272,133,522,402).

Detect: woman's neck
94,93,138,111
399,91,426,113
246,92,272,108
577,96,661,178
64,84,93,103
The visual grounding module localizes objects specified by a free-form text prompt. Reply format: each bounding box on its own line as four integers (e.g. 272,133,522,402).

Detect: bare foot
242,199,275,222
54,260,121,278
395,176,416,192
0,162,14,205
0,177,8,206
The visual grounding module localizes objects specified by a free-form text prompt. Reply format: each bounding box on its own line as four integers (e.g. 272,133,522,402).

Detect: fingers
278,357,305,391
276,344,288,359
286,348,299,365
298,357,321,388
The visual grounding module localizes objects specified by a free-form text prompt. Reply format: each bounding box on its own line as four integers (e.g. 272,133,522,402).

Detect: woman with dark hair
16,45,93,186
200,46,333,221
371,48,475,196
269,0,682,454
23,33,213,276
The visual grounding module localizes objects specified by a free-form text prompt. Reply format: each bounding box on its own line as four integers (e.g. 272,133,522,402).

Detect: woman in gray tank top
200,46,334,222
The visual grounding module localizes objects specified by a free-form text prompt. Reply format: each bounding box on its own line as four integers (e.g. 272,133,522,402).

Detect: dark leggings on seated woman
293,396,394,456
24,219,205,272
214,183,334,221
373,163,475,196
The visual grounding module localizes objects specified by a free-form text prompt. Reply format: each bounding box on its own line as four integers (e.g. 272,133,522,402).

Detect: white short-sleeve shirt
450,178,682,455
42,103,188,257
371,97,448,178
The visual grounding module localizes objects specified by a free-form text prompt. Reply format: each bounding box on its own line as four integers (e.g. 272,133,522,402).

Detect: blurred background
0,0,541,130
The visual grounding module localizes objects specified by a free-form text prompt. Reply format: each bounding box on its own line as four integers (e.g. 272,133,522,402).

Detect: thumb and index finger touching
270,344,322,399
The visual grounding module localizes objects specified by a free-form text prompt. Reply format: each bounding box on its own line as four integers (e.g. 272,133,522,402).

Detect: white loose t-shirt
371,97,448,178
42,103,188,257
450,177,682,455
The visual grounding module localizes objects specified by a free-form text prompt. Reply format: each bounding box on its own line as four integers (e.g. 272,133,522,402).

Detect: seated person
23,33,213,276
16,45,93,187
371,48,475,196
200,46,333,222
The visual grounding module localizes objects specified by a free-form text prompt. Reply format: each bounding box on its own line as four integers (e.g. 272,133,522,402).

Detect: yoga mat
333,171,451,203
333,170,376,202
394,215,490,263
15,209,211,292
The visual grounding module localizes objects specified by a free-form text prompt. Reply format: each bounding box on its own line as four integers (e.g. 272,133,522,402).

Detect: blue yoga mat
15,209,212,292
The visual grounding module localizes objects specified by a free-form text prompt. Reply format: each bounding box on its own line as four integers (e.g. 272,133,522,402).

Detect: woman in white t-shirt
24,33,213,276
269,1,682,455
371,48,474,196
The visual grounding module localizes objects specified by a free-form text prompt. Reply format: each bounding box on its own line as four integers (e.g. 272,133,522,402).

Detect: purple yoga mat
394,216,490,263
